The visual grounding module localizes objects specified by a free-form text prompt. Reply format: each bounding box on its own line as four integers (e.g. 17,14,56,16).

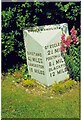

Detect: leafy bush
55,2,80,33
64,44,80,81
2,2,45,71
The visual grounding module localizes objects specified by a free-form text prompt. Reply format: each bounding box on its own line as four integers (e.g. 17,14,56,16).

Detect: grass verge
1,74,80,118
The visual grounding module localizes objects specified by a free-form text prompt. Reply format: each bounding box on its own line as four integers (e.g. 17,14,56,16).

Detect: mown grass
1,74,80,118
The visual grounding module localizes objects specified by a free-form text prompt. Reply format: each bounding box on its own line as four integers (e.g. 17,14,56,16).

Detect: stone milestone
23,23,69,86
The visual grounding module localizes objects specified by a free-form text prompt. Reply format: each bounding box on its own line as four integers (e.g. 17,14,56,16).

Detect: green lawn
2,75,80,118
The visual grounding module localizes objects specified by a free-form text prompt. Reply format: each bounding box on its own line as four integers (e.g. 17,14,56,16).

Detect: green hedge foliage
2,2,80,80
